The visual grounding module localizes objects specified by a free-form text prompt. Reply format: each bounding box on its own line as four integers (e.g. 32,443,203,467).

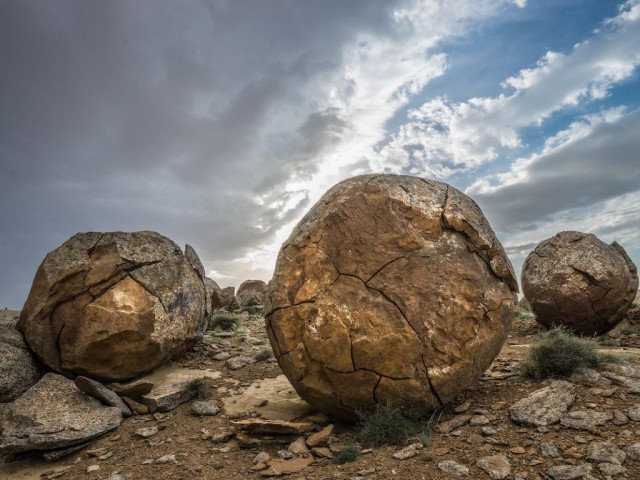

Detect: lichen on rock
265,174,518,420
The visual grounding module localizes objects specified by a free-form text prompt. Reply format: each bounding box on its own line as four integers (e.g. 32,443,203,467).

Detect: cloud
375,0,640,176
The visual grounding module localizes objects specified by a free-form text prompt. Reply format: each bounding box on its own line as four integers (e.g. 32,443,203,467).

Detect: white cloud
376,0,640,176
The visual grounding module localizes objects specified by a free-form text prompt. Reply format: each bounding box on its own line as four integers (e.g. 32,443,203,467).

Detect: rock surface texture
265,174,518,420
236,279,267,308
0,373,122,454
18,231,208,381
522,231,638,335
0,316,41,402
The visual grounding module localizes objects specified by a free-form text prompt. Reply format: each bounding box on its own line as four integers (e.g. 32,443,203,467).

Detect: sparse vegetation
255,348,273,362
513,306,534,321
520,326,618,380
333,442,360,464
242,305,264,316
356,402,427,447
186,377,205,396
209,313,242,332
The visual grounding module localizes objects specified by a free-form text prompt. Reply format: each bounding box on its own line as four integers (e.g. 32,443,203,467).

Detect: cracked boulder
265,174,518,420
0,316,41,402
18,231,208,381
522,231,638,335
236,279,267,308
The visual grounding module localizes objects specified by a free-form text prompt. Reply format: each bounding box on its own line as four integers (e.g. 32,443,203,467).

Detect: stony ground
3,306,640,480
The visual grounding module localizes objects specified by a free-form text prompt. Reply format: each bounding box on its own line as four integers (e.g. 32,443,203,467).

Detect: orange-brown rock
522,231,638,335
18,231,208,381
265,174,518,420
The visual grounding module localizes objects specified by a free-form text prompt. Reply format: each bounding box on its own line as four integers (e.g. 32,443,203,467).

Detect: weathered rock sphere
236,279,267,308
19,231,209,381
265,174,518,420
522,231,638,335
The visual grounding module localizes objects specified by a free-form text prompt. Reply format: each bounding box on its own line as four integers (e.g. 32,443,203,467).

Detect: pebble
546,464,592,480
134,426,159,438
253,452,270,465
277,449,294,460
86,465,99,473
191,400,220,416
154,454,176,464
540,442,560,458
597,462,626,476
392,442,423,460
469,415,490,426
587,441,626,465
481,426,497,436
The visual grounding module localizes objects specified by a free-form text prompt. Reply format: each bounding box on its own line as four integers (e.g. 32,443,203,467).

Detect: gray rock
476,454,511,479
0,373,122,454
437,415,471,433
75,376,131,417
570,367,601,385
134,426,158,438
226,355,257,370
392,442,423,460
141,381,197,412
540,442,560,458
613,409,629,425
154,454,177,464
510,381,575,427
469,415,490,425
106,474,126,480
604,363,640,378
628,405,640,421
213,351,232,361
438,460,469,476
191,400,220,416
42,442,91,461
277,449,294,460
597,462,626,476
236,280,267,309
560,410,613,430
625,444,640,461
546,464,593,480
587,441,626,465
602,372,640,393
253,451,270,464
0,317,41,402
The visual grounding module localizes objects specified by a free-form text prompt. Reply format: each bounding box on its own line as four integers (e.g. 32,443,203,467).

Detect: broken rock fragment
265,174,517,419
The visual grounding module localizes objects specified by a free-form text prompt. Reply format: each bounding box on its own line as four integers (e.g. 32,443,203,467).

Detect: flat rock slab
476,454,511,479
141,381,197,412
107,379,154,399
260,457,314,476
560,410,613,430
510,381,575,427
191,400,220,416
547,464,593,480
0,373,122,454
232,419,316,435
75,376,131,417
438,460,469,477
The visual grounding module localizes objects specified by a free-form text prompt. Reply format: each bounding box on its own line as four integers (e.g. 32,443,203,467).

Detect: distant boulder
522,231,638,335
0,316,41,402
517,297,532,312
204,278,237,311
236,279,267,308
18,231,208,381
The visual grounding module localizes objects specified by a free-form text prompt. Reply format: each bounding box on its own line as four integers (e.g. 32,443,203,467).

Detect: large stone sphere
18,231,209,381
522,231,638,335
265,174,518,420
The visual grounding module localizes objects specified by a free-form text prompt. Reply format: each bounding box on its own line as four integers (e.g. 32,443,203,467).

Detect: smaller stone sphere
18,231,209,381
522,231,638,335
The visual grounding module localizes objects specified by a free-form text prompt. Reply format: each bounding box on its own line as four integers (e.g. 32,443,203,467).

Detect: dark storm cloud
0,0,397,307
473,109,640,232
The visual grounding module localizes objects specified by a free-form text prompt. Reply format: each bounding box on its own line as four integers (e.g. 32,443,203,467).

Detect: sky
1,0,639,309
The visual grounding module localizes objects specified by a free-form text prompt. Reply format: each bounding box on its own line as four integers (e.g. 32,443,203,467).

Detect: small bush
209,313,241,332
521,327,617,380
333,442,360,464
255,348,274,362
356,402,426,447
242,305,264,316
514,306,534,321
420,432,433,447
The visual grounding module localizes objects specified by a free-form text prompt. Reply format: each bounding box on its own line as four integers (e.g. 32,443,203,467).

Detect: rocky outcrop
0,316,41,402
265,174,518,420
0,373,122,454
522,231,638,335
204,278,238,311
18,231,208,381
236,280,267,308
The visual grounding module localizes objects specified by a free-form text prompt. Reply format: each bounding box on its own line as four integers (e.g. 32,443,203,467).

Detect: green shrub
520,327,617,380
242,305,264,316
514,306,534,321
356,402,426,447
209,313,241,332
333,442,360,464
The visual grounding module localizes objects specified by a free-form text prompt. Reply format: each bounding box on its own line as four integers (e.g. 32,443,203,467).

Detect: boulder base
0,315,41,402
18,231,208,381
265,174,517,420
522,231,638,335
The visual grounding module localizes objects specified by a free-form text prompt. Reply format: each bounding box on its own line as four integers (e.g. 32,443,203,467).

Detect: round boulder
265,174,518,420
18,231,208,381
522,231,638,335
236,280,267,308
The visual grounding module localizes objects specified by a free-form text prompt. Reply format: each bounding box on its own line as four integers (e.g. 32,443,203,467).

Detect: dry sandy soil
2,306,640,480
